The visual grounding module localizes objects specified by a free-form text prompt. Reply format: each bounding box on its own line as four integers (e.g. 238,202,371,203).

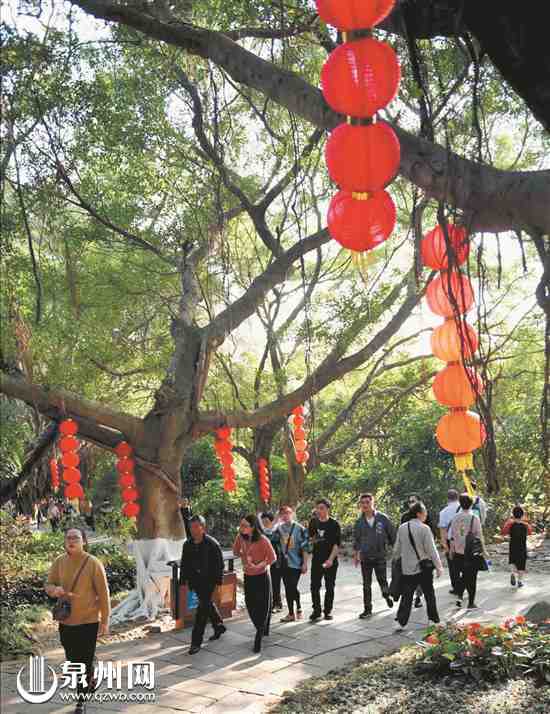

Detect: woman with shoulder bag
273,505,309,622
449,493,488,609
392,502,443,631
45,527,111,714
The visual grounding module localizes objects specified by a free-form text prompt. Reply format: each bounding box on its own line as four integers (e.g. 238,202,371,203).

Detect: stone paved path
2,561,548,714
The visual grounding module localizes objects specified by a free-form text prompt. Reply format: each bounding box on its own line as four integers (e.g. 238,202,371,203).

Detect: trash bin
167,551,238,630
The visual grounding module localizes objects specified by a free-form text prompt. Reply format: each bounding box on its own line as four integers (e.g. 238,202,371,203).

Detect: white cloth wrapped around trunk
110,538,183,624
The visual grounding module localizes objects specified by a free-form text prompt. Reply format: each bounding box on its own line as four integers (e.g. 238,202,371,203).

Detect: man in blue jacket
353,493,396,619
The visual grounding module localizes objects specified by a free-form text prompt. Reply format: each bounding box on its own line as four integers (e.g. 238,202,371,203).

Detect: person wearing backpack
45,527,110,714
470,479,487,525
273,505,309,622
449,493,488,609
392,502,443,631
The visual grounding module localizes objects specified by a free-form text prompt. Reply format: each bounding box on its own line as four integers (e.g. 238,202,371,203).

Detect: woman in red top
233,514,276,652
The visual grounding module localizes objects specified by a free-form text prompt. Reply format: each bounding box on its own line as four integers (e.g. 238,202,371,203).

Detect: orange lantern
420,224,469,270
432,365,483,408
325,121,400,192
296,451,310,464
431,319,478,362
426,271,474,317
122,502,140,518
59,436,79,452
65,482,84,500
436,410,486,454
59,418,78,436
321,38,401,118
316,0,395,31
115,441,132,458
294,439,308,451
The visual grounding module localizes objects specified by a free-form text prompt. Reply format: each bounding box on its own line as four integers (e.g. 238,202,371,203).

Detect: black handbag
389,557,403,599
52,556,90,622
407,523,435,573
464,516,487,570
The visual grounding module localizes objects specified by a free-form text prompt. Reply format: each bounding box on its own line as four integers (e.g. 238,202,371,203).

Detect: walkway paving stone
3,561,548,713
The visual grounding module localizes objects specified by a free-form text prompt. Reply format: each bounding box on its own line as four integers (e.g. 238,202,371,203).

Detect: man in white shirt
438,489,461,594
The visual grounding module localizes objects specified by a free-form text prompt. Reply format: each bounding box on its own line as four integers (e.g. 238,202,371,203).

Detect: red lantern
116,457,135,474
50,458,59,488
316,0,395,31
62,467,82,484
59,436,79,453
59,419,78,436
296,451,309,464
426,271,475,317
431,319,478,362
421,224,469,270
115,441,133,458
65,482,84,500
122,487,139,502
292,406,304,416
222,465,235,478
328,190,396,251
214,439,233,454
292,414,304,427
216,427,232,440
122,502,140,518
220,451,234,466
294,427,306,440
119,473,136,488
432,365,483,408
321,39,401,118
436,410,486,454
61,451,80,468
325,122,400,192
294,439,308,451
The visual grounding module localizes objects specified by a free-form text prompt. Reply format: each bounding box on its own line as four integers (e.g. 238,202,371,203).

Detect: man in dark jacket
179,515,226,654
353,493,396,618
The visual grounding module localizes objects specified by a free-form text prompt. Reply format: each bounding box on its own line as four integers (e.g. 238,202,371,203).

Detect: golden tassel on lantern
350,250,380,282
454,453,474,472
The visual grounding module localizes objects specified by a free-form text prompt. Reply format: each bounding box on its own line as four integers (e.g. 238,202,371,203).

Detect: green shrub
0,605,49,660
418,616,550,684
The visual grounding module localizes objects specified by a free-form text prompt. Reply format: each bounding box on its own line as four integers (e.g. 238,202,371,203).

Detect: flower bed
418,616,550,684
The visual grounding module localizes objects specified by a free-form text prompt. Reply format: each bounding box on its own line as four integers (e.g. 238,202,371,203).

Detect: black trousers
446,542,460,591
192,584,223,646
270,563,282,608
453,554,478,604
281,565,302,614
396,571,440,627
361,558,389,612
59,622,99,700
311,560,338,615
244,572,272,637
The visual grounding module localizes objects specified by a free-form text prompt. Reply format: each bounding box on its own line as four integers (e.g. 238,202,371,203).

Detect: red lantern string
421,224,485,484
58,419,83,501
318,5,401,254
257,458,271,503
50,457,60,492
290,406,310,465
115,441,140,518
215,427,237,492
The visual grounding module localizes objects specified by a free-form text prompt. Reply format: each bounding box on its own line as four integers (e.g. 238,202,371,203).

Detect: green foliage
181,439,221,498
191,475,257,546
0,605,49,660
418,617,550,685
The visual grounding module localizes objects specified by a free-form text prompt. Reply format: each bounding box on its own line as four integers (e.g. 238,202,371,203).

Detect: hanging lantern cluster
215,427,236,492
59,419,84,500
290,406,309,465
115,441,140,518
318,0,401,253
50,457,60,492
257,458,271,503
420,224,486,485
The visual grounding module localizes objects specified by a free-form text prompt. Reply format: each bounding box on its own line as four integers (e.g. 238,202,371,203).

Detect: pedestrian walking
273,505,309,622
400,495,436,609
48,499,61,532
438,489,461,594
179,515,226,654
261,512,283,612
45,527,110,714
353,493,396,619
309,498,341,622
233,514,276,652
449,493,488,609
501,506,533,588
393,502,443,631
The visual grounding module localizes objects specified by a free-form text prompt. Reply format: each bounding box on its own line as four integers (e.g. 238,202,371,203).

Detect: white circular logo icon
16,656,58,704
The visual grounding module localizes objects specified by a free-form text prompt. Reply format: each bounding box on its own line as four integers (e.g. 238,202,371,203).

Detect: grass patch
272,647,550,714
